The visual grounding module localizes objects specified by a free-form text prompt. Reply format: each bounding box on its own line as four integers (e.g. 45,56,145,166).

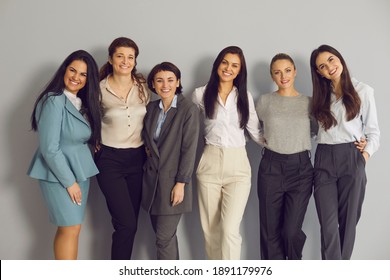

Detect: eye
286,69,291,73
81,73,87,77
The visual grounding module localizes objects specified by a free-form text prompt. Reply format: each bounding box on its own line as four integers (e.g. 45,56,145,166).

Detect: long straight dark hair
30,50,102,145
310,44,361,130
203,46,249,129
99,37,147,103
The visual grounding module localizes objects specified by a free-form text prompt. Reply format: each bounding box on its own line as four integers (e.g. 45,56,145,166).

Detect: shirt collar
63,89,82,111
158,94,178,111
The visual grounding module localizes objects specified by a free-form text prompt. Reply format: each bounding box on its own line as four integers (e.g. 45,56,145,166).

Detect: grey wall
0,0,389,260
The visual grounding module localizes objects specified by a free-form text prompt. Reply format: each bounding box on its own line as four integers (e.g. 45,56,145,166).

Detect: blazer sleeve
37,96,76,187
176,103,200,184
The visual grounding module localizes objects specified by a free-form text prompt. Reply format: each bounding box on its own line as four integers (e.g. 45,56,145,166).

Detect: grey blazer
142,94,200,215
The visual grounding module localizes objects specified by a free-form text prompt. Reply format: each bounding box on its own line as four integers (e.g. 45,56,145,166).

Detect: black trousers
314,143,366,260
258,148,313,260
95,144,146,260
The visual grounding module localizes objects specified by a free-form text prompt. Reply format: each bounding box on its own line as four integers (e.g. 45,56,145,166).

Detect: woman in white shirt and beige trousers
193,46,264,260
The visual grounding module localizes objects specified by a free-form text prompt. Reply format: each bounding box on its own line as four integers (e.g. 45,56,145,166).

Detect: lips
69,79,80,86
329,68,337,75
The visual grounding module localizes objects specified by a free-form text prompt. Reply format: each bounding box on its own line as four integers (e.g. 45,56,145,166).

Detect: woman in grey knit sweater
255,53,315,260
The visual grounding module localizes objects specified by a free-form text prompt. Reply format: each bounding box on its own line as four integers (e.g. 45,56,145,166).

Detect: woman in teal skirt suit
28,50,102,259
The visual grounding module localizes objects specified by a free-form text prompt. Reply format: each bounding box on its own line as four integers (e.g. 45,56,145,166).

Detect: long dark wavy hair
310,44,361,130
99,37,147,102
203,46,249,129
30,50,102,145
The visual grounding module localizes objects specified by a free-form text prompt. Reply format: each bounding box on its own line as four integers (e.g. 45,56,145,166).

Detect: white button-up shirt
316,78,380,156
192,85,264,148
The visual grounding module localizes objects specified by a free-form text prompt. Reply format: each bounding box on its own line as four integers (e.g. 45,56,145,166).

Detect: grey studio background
0,0,389,260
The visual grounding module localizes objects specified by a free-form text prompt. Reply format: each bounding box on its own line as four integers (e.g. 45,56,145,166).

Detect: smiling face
63,60,87,95
152,70,180,104
217,53,241,83
315,51,344,83
271,59,296,90
109,47,136,77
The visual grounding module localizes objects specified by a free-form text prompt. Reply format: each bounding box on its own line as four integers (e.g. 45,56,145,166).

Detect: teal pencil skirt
39,179,90,226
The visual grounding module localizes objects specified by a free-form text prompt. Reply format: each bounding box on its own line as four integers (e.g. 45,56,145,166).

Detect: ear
176,79,180,88
109,57,113,65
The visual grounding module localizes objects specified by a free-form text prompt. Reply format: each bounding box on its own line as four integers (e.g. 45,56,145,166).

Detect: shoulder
192,84,207,104
146,99,159,110
45,92,66,106
194,85,207,97
352,78,374,98
257,92,273,104
179,94,198,112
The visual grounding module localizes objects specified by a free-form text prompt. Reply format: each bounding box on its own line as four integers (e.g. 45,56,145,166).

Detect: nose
72,72,80,80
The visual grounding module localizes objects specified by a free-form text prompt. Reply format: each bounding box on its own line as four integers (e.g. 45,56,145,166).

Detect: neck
277,87,298,97
331,80,342,98
218,81,233,96
110,74,133,87
162,96,175,112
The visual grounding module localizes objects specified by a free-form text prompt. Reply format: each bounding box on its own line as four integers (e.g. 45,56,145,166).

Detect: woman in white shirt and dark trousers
310,44,380,260
192,46,264,260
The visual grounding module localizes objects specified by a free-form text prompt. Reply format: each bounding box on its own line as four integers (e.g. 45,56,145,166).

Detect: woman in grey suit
28,50,102,259
142,62,199,259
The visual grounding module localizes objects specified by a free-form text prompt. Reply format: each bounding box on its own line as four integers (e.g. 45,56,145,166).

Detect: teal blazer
27,93,99,188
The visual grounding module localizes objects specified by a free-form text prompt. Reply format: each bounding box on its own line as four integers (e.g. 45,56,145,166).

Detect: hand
171,182,185,207
94,143,101,153
67,182,82,206
354,137,367,153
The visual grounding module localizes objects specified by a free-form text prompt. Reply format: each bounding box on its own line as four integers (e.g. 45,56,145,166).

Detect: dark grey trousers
258,148,313,260
150,214,182,260
314,142,367,260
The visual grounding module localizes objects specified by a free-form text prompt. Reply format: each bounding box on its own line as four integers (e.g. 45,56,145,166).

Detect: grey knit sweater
255,92,316,154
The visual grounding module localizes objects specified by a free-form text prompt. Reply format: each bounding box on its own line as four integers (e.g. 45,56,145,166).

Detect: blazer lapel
146,103,160,157
157,106,177,145
64,98,89,127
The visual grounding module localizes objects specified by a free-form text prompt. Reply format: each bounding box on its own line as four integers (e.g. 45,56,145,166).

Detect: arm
171,104,200,206
246,92,265,146
361,87,380,160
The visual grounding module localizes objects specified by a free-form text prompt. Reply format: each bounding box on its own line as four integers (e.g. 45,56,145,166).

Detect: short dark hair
147,62,183,95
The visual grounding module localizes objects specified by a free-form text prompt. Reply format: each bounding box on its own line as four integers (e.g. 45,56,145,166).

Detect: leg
258,156,285,260
197,178,223,259
150,214,182,260
313,145,341,260
219,147,251,260
337,146,367,259
96,146,145,259
282,155,313,260
196,146,223,259
54,224,81,260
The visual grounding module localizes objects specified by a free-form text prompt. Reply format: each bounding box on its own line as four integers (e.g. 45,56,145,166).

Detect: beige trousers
196,145,251,260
